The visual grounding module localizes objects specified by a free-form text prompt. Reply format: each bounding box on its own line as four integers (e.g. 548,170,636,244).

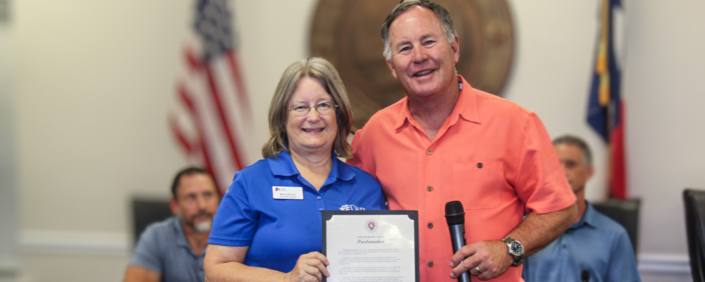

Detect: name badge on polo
272,186,304,200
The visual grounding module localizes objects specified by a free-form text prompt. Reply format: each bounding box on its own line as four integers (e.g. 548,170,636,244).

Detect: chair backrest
684,189,705,282
591,198,640,256
131,198,173,245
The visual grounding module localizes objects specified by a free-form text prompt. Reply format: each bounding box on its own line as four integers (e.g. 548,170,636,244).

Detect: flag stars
195,0,235,61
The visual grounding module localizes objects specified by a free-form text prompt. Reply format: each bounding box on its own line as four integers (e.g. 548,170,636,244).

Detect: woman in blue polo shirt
204,57,387,282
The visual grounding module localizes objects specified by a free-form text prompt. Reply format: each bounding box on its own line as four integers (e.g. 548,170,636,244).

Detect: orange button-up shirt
348,76,576,282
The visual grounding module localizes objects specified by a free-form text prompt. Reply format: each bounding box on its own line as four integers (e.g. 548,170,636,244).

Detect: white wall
624,0,705,279
6,0,702,281
14,0,192,234
12,0,196,280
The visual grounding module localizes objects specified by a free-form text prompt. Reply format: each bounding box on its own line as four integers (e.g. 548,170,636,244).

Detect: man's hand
283,251,330,282
449,240,512,281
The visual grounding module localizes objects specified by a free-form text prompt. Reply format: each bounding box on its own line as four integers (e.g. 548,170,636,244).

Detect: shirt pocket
452,161,506,209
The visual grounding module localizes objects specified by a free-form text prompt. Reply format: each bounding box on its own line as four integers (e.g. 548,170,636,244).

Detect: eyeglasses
287,102,338,117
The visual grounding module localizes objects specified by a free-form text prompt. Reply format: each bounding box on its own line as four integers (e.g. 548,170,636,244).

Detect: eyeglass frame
286,101,338,117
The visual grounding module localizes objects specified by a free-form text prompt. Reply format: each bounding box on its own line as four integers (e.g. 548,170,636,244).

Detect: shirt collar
267,150,354,182
393,75,481,131
172,216,205,257
457,76,481,124
569,201,598,230
172,216,191,248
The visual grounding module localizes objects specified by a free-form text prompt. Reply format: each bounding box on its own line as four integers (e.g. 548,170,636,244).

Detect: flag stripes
204,65,246,171
169,0,251,193
227,52,251,119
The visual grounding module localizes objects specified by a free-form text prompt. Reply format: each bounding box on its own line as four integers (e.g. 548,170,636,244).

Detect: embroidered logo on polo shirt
339,204,365,211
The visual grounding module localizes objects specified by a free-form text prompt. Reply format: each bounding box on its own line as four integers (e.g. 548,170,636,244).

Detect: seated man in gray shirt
124,167,220,282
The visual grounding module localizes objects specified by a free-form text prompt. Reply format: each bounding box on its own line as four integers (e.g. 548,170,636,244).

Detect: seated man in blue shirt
522,135,640,282
123,167,220,282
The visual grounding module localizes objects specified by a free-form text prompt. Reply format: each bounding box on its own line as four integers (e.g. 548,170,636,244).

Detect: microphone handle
449,224,471,282
581,270,590,282
449,224,466,253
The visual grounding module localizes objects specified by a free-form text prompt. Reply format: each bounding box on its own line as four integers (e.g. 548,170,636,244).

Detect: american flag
170,0,251,194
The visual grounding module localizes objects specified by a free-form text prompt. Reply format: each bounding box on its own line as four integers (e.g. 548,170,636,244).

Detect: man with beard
123,167,220,282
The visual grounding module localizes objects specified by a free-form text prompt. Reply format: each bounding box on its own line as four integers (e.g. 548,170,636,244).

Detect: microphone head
581,270,590,281
445,201,465,225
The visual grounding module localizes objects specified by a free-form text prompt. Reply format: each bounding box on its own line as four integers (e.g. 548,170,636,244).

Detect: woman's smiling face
285,77,338,157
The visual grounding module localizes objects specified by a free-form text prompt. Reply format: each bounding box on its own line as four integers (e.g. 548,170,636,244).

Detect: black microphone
446,201,471,282
581,270,590,282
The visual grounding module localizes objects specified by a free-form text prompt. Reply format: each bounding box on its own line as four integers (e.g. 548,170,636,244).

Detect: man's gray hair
381,0,457,61
553,135,593,166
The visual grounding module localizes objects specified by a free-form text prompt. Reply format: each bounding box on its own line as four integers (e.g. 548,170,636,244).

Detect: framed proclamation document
322,210,419,282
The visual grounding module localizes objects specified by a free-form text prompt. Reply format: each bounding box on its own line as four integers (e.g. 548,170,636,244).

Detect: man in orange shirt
348,1,577,281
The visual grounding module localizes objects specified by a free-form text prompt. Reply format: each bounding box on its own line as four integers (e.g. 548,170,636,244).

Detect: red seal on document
365,219,378,233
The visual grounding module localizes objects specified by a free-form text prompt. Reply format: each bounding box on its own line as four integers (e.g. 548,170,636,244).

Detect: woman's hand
284,251,330,282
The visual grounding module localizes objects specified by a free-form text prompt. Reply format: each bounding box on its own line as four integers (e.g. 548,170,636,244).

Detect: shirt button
427,186,433,192
427,261,434,267
427,223,433,229
477,162,483,168
317,196,322,200
562,244,567,249
427,149,433,155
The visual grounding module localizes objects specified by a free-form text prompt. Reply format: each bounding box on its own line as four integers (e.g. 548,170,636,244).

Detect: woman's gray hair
262,57,354,159
381,0,457,61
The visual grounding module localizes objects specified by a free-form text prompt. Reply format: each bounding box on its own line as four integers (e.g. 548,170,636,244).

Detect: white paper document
322,211,418,282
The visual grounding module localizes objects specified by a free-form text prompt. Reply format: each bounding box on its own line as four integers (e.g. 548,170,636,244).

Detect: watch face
510,241,523,255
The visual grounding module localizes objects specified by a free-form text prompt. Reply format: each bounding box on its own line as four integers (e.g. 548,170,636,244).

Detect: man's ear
451,34,460,64
386,59,397,79
586,165,595,179
169,198,179,216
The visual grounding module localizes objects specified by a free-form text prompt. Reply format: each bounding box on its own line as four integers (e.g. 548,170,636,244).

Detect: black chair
684,189,705,282
131,198,173,245
592,198,640,256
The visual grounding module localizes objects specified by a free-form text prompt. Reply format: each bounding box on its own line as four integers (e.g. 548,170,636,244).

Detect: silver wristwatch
502,237,524,266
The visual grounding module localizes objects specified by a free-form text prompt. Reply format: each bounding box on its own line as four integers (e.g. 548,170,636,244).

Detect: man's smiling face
385,6,459,100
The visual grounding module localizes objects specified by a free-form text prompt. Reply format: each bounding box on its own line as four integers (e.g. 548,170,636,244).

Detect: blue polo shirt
209,151,387,273
129,216,206,282
523,202,641,282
